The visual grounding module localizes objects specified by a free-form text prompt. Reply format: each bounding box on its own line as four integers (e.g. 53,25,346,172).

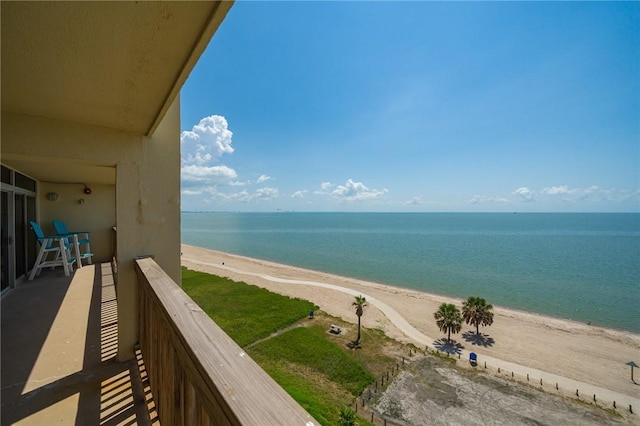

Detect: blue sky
180,1,639,212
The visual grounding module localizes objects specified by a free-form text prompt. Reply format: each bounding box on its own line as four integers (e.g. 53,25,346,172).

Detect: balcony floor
1,264,158,425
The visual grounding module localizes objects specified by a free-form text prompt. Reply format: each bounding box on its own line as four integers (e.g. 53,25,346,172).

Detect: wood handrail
135,257,317,425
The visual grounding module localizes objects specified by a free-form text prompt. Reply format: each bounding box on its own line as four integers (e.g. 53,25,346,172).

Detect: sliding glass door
1,191,9,292
1,165,38,290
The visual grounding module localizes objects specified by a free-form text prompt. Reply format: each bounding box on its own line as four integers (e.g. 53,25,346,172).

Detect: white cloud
469,195,509,204
314,179,388,201
292,190,307,198
181,115,238,193
181,115,234,164
256,174,271,183
314,182,333,195
542,185,570,195
510,184,639,206
513,187,535,202
181,165,237,184
569,186,634,203
329,179,389,201
207,187,280,203
252,187,279,201
405,196,424,206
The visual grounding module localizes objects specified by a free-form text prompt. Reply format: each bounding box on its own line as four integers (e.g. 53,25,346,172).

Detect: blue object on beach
470,352,477,365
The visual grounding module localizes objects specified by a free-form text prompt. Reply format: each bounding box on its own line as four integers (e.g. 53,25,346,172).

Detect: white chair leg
72,234,82,269
58,237,72,277
85,241,93,265
29,241,48,280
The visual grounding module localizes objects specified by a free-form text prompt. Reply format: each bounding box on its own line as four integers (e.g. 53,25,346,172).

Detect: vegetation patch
181,267,315,346
248,325,374,396
250,356,355,425
181,268,403,425
426,348,459,364
181,267,625,426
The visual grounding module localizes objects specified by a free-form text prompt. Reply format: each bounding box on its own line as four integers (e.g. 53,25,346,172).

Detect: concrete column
116,98,181,361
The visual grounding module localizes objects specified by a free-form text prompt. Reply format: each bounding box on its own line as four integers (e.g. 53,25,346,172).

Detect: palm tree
352,295,367,345
338,407,358,426
434,303,462,343
462,296,494,335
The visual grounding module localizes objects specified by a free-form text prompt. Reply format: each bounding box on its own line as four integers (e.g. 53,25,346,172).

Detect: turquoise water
181,212,640,333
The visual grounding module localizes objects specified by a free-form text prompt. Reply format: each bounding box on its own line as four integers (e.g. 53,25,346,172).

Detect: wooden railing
135,257,318,425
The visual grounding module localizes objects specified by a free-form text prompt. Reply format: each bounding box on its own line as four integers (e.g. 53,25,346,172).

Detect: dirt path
244,322,310,350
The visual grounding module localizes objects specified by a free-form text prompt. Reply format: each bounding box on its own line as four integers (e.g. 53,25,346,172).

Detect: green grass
181,267,397,425
248,325,374,424
181,267,315,346
248,325,374,395
254,359,352,425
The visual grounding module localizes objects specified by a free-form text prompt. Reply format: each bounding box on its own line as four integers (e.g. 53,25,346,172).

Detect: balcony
1,263,157,425
1,259,318,425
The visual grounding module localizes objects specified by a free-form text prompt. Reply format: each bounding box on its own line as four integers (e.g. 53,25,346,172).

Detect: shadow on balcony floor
1,264,158,425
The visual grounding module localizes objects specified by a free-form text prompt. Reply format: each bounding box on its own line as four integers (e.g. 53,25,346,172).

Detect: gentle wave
181,212,640,333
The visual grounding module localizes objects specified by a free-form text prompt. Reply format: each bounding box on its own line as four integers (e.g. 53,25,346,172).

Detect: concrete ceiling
3,157,116,187
1,1,232,185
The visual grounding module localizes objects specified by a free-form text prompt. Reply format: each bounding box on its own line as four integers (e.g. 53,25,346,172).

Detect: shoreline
181,244,640,402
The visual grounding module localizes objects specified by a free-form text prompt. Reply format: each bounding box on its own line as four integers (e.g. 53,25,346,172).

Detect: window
14,172,36,192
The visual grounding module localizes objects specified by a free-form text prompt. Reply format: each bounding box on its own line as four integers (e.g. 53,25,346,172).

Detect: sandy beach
181,244,640,406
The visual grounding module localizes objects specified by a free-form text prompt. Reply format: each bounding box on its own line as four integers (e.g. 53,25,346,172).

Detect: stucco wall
38,182,116,263
114,98,181,359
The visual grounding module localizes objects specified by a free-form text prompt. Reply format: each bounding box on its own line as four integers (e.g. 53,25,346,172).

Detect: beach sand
181,244,640,405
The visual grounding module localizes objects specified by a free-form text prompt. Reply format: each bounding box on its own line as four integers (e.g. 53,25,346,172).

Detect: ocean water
181,212,640,333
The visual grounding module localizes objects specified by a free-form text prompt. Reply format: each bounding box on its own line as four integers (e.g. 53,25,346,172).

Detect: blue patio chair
29,221,77,280
52,219,93,266
470,352,478,367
